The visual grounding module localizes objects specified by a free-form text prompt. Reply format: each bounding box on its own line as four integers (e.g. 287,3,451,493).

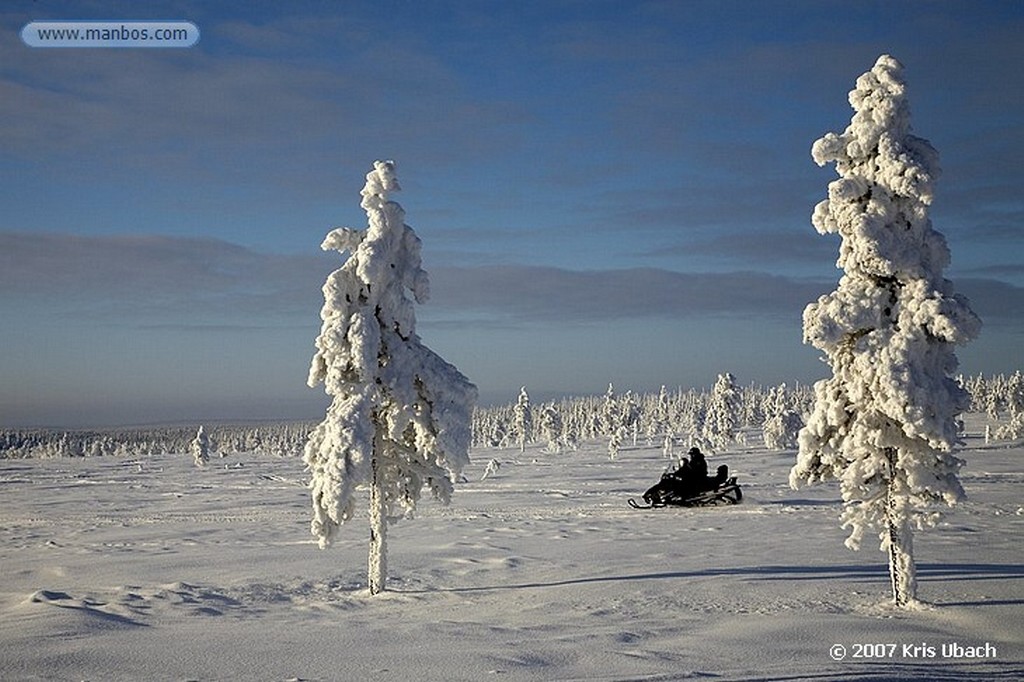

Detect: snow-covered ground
1,417,1020,681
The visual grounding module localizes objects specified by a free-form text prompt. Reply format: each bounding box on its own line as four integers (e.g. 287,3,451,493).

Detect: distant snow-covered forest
2,372,1020,460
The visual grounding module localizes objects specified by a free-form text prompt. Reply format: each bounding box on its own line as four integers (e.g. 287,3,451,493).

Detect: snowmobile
628,463,742,509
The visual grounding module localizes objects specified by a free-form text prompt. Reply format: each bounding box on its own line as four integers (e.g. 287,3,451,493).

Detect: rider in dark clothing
675,448,726,495
709,464,729,489
688,448,708,480
661,448,705,497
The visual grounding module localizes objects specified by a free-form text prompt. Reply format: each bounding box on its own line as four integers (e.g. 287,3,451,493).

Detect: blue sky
2,1,1022,427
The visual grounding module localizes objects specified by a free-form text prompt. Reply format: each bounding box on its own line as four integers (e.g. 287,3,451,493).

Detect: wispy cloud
0,17,524,197
0,231,332,324
635,229,839,269
427,264,830,323
4,231,1019,331
956,278,1024,323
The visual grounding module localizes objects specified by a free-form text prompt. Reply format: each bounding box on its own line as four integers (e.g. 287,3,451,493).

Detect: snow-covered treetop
804,55,980,355
308,161,430,392
810,55,950,284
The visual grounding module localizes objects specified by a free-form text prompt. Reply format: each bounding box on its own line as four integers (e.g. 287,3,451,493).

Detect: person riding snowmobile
667,448,727,495
632,446,740,508
688,448,708,480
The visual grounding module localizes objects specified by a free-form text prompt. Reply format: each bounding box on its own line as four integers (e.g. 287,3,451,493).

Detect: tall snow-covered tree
790,56,981,607
304,160,477,595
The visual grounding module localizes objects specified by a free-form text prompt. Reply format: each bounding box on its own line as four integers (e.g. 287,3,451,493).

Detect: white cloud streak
3,232,1020,330
0,231,330,324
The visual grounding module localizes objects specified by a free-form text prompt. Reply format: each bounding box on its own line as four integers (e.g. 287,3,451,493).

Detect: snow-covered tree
488,419,509,449
740,383,766,430
762,384,804,451
790,56,981,607
646,385,670,446
537,401,563,453
513,386,533,453
560,406,580,452
480,458,502,481
704,372,740,451
677,389,707,450
622,390,640,446
982,374,1003,420
304,160,477,595
191,425,210,467
601,383,619,436
608,425,626,460
994,371,1024,440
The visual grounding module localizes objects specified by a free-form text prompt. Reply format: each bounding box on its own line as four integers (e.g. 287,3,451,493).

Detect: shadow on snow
401,562,1024,602
723,661,1023,682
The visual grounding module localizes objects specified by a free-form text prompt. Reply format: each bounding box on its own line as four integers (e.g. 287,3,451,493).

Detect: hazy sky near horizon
2,0,1022,427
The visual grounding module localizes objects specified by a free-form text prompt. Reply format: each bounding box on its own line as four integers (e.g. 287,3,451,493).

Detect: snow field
0,421,1020,680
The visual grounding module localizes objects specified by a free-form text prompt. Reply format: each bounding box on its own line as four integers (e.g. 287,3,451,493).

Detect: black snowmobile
628,457,742,509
